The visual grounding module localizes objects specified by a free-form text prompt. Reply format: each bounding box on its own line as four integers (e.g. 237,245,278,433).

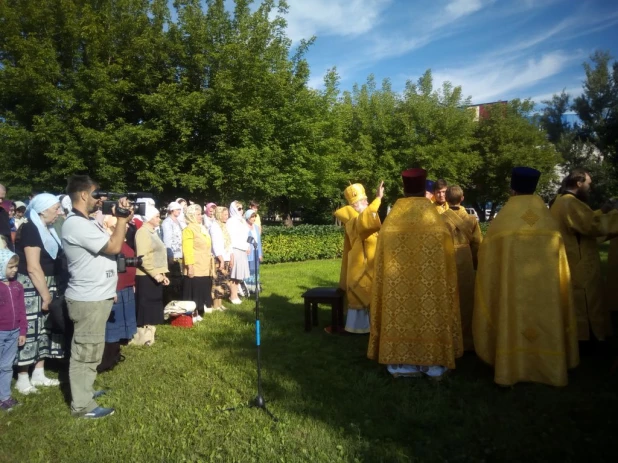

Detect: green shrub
262,225,344,264
480,222,490,235
262,222,490,264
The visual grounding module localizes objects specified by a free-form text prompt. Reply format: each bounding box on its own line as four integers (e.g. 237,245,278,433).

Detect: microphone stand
221,235,277,421
248,235,277,421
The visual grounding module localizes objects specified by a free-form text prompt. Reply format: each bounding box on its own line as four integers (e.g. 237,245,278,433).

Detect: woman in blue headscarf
14,193,65,395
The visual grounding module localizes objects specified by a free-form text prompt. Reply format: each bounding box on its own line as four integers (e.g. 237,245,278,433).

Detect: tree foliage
469,99,559,218
1,0,559,220
540,51,618,206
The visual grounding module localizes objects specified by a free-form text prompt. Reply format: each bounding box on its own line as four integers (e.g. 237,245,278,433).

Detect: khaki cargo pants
66,298,113,416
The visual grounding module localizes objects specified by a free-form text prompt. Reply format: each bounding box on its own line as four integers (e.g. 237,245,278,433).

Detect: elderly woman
14,194,64,394
134,204,169,346
226,201,250,304
182,205,214,321
244,209,263,294
210,206,234,308
98,216,137,372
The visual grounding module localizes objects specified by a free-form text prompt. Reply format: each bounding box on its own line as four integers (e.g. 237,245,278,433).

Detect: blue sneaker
80,407,115,419
93,390,107,399
0,397,20,411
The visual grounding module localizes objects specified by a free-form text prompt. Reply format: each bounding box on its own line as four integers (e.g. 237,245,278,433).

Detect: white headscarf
229,201,244,221
25,193,61,259
0,248,16,281
144,204,160,222
135,197,156,223
60,195,72,214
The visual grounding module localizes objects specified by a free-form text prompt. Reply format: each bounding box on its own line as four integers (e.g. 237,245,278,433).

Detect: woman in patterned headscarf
209,206,234,309
182,205,214,321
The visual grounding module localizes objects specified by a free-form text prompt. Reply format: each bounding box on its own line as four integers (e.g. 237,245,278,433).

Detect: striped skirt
15,273,65,366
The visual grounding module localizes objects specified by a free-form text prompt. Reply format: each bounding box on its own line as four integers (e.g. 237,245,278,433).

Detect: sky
275,0,618,106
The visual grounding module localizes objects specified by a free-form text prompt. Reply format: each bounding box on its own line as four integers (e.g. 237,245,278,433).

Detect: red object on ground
170,314,193,328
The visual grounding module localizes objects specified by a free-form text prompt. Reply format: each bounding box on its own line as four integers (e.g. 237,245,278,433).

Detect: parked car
465,208,479,220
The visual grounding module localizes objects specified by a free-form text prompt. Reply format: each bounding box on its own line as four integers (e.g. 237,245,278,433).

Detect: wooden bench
301,287,345,333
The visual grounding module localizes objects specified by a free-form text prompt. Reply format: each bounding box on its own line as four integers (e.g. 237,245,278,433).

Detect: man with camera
62,175,134,419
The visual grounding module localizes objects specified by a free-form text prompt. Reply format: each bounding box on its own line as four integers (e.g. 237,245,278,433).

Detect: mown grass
1,258,617,463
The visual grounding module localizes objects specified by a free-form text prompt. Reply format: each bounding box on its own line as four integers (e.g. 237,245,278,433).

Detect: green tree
572,51,618,163
469,99,559,219
0,0,175,195
539,51,618,206
397,70,479,194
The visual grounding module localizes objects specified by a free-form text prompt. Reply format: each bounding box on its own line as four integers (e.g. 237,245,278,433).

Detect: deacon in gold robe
473,167,578,387
442,185,482,351
433,179,450,214
550,168,618,340
334,182,384,333
368,168,462,380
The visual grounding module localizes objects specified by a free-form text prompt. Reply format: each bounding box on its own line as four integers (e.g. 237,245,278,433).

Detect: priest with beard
367,168,462,380
550,168,618,342
334,181,384,334
473,167,579,386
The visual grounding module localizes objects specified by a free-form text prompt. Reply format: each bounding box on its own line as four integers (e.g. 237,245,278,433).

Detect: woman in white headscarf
14,193,64,394
182,205,214,321
210,206,234,308
226,200,250,304
176,198,188,229
134,204,169,346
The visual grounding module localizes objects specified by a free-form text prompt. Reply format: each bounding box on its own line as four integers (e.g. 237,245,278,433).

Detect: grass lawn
2,258,618,462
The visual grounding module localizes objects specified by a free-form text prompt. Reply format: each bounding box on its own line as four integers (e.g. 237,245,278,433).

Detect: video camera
117,253,143,273
92,190,152,219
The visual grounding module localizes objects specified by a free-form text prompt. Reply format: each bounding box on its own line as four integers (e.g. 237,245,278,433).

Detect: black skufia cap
511,167,541,194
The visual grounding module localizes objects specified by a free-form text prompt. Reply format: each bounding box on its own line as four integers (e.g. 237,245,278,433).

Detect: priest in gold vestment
442,185,482,351
550,168,618,340
473,167,578,387
368,168,462,379
334,182,384,333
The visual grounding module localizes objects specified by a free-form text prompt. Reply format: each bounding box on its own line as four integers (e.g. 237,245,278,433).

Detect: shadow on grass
206,273,618,462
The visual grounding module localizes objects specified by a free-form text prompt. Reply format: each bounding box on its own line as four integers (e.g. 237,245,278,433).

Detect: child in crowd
0,248,27,411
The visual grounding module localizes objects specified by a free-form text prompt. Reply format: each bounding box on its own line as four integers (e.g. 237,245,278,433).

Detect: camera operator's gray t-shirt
62,212,117,301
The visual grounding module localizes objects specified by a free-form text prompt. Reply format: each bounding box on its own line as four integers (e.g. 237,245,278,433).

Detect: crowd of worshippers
0,177,263,416
336,167,618,384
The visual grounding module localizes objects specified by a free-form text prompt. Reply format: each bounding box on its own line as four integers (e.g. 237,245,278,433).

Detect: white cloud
529,84,583,106
363,0,491,63
281,0,391,42
445,0,484,19
494,9,618,57
431,50,583,103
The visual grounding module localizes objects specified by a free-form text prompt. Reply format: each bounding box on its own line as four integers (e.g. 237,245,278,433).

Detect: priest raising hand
333,181,383,334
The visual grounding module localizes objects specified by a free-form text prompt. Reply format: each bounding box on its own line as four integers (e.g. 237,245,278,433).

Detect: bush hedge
261,222,490,264
261,225,344,264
